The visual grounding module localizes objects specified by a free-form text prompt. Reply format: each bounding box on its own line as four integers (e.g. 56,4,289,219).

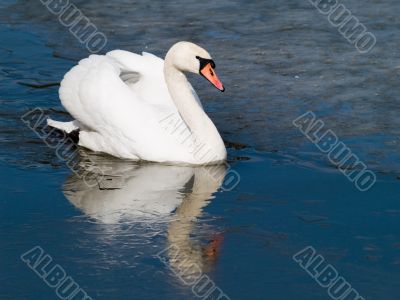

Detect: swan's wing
59,51,176,129
108,50,204,109
106,50,177,110
59,55,146,155
59,53,186,159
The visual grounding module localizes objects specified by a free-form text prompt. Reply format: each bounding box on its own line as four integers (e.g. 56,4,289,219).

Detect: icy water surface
1,0,400,299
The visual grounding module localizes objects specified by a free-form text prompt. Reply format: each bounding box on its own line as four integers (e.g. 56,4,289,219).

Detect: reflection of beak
203,233,224,261
200,63,225,92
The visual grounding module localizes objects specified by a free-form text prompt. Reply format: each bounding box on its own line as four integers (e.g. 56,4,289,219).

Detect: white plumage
48,42,227,164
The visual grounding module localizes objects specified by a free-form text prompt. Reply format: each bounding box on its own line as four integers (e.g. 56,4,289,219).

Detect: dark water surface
1,0,400,299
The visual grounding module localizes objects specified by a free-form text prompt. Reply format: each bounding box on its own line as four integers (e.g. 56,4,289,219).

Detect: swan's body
48,42,227,164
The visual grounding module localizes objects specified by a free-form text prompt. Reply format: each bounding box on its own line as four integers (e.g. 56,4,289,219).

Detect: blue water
1,0,400,299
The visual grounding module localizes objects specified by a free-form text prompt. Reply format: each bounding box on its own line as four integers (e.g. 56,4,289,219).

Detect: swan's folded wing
59,55,105,130
106,50,177,110
60,54,172,157
58,50,206,161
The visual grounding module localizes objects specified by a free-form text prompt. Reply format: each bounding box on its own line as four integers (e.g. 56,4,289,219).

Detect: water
1,0,400,299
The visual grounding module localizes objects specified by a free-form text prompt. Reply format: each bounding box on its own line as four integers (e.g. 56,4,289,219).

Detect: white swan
48,42,227,164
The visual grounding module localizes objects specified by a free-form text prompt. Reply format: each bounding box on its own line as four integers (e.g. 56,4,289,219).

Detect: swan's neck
164,60,226,162
164,61,205,132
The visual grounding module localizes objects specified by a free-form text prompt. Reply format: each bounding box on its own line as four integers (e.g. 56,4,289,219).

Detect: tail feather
47,119,80,134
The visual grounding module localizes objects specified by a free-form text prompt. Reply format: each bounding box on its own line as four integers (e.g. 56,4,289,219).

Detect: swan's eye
197,56,216,72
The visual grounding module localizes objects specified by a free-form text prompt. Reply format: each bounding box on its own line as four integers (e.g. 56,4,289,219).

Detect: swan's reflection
62,154,226,276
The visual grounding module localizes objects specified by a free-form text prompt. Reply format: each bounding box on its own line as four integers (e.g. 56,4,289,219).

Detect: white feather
47,42,227,164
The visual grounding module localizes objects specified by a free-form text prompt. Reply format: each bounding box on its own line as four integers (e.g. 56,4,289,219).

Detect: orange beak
200,63,225,92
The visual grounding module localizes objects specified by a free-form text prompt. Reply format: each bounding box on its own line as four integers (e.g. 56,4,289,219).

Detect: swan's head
166,41,225,92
